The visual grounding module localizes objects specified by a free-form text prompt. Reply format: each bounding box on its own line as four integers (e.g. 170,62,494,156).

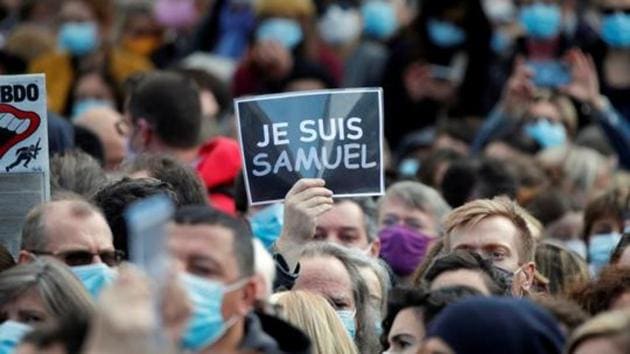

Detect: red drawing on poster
0,103,41,159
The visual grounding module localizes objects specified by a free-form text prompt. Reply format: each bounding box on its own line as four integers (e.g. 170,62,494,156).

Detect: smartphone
527,60,572,88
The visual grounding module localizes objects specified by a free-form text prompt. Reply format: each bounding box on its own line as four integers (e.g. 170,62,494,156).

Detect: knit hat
426,297,565,354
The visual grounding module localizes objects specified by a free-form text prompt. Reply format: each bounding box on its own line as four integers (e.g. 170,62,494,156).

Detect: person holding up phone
472,49,629,171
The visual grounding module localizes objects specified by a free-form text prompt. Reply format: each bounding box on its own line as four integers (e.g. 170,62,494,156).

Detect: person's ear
235,278,257,317
17,250,35,264
369,239,381,257
521,262,536,291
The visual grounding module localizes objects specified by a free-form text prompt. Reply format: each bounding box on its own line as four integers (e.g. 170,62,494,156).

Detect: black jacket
240,312,311,354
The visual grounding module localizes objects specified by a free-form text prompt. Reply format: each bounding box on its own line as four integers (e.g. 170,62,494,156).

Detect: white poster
0,74,49,196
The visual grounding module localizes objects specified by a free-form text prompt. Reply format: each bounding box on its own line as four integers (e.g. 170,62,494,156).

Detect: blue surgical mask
71,98,114,121
256,18,303,49
179,273,246,351
427,19,466,48
601,13,630,48
336,309,356,339
361,0,398,40
524,119,567,149
249,203,284,249
588,232,621,274
519,3,561,39
564,239,587,259
72,263,117,298
0,321,32,354
58,22,99,56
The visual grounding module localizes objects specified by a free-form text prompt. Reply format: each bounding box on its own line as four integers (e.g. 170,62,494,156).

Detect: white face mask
482,0,516,23
318,5,361,45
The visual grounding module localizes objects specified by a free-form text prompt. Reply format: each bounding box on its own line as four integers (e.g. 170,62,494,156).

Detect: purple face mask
379,225,433,276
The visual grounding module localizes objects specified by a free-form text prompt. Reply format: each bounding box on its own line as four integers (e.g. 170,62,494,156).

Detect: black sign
236,88,384,205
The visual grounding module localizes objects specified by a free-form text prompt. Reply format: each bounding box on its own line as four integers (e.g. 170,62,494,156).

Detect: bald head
20,199,114,264
75,107,126,170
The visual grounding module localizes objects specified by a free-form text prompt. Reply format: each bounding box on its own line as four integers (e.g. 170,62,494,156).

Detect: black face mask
491,265,516,296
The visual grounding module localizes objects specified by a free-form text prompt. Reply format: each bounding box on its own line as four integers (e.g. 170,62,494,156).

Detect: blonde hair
271,291,358,354
443,196,535,262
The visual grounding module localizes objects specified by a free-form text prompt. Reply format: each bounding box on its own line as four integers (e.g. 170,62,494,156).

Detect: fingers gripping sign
277,178,333,271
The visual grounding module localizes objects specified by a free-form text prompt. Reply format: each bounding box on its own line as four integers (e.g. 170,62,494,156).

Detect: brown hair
582,186,629,242
535,241,590,296
531,295,589,334
567,309,630,354
443,196,536,263
569,266,630,315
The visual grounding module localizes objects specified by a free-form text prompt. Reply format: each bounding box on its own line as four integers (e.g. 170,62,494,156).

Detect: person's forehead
1,287,48,315
168,223,235,259
528,101,561,120
449,216,520,251
59,1,95,22
390,307,424,338
44,203,113,250
294,256,354,300
318,201,365,229
380,196,433,221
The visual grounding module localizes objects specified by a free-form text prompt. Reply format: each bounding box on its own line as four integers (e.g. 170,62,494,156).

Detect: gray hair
347,251,392,316
301,242,382,354
50,150,108,198
378,181,452,232
0,257,95,320
336,197,379,242
21,196,102,252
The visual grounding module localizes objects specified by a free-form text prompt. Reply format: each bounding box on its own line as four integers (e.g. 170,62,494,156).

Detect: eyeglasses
29,249,125,267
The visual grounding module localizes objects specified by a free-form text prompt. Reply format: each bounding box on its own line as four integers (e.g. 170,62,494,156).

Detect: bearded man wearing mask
29,0,153,115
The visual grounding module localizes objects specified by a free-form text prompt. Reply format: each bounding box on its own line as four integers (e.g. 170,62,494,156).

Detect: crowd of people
0,0,629,353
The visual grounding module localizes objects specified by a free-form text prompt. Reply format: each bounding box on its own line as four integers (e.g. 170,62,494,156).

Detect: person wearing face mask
249,203,285,249
582,186,629,274
582,0,630,120
168,205,311,354
377,181,452,283
29,0,153,115
0,258,95,354
116,3,164,63
293,242,382,353
338,0,396,87
232,0,343,96
18,197,122,299
441,196,539,297
381,0,492,149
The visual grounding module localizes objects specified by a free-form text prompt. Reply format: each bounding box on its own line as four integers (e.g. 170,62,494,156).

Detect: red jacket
196,137,242,215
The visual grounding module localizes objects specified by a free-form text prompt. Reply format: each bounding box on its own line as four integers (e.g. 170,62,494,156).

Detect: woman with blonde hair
271,290,358,354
